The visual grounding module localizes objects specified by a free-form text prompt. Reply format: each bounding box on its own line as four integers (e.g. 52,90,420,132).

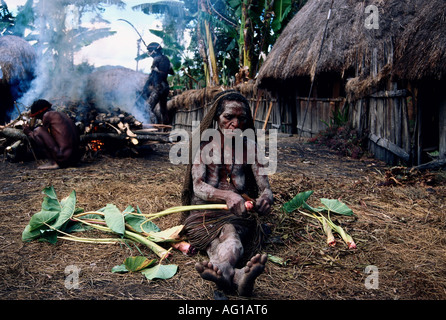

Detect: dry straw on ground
0,137,445,300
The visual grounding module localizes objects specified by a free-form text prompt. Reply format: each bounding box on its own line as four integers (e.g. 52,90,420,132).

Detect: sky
5,0,163,73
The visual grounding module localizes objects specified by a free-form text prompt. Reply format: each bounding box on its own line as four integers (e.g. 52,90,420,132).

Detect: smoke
17,1,152,124
19,1,87,106
85,65,153,124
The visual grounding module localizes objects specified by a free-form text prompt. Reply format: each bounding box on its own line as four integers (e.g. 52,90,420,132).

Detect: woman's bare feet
234,253,267,296
195,261,231,290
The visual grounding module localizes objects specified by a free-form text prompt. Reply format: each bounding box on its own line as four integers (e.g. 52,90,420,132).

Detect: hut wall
172,87,343,137
351,89,411,165
295,97,343,137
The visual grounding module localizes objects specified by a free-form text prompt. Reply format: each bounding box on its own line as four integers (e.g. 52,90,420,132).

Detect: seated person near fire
23,99,80,170
142,42,174,125
181,90,273,296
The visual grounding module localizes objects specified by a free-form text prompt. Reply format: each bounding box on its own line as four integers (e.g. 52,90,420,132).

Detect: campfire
0,100,172,162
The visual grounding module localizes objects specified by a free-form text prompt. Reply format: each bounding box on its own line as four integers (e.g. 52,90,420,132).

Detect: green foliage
133,0,306,88
320,198,353,216
22,186,76,243
22,186,183,282
124,256,157,272
321,104,350,128
102,203,125,235
283,190,354,216
0,0,15,35
282,190,314,213
141,263,178,280
113,256,178,280
282,190,356,249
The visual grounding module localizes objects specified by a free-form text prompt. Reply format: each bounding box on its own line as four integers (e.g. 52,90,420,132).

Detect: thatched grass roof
0,35,36,85
167,86,223,112
166,83,258,113
257,0,446,96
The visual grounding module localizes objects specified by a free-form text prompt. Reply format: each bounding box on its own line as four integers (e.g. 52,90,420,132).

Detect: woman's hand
255,195,272,215
226,192,247,216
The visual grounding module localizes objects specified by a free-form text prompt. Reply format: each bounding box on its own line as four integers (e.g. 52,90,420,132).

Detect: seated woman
181,90,273,296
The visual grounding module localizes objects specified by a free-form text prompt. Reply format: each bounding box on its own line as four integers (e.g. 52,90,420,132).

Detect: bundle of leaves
21,186,187,281
282,190,356,249
308,125,368,159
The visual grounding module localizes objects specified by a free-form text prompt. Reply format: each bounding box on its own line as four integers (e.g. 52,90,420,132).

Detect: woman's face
217,100,248,133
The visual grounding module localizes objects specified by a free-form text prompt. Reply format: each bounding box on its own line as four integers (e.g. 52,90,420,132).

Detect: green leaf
320,199,354,216
141,264,178,280
302,201,324,213
38,230,58,244
111,264,129,273
28,209,59,231
41,194,61,213
124,256,157,272
123,205,135,214
51,190,76,230
22,224,44,242
282,190,314,213
103,204,125,235
124,214,160,234
147,225,183,243
42,186,58,200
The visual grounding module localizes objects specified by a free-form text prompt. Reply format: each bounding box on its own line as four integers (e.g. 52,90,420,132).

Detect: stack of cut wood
0,101,172,162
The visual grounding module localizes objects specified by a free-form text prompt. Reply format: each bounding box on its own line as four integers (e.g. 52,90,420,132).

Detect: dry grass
0,137,445,301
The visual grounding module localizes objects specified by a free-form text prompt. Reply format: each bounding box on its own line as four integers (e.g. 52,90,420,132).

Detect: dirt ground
1,135,445,302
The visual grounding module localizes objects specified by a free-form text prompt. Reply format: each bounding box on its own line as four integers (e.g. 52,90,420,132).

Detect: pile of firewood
0,101,172,162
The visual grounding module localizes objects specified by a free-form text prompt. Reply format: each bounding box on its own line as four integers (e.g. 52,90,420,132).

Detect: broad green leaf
28,209,59,231
74,207,84,215
22,224,44,241
123,205,135,214
103,204,125,235
111,264,129,273
42,186,58,200
141,264,178,280
302,201,324,213
124,256,156,272
147,225,184,243
64,222,88,233
282,190,314,213
79,213,104,220
38,230,58,244
51,190,76,230
41,195,61,213
320,199,354,216
124,214,160,234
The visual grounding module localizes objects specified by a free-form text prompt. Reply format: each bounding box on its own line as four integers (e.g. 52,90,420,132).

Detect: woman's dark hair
212,90,253,127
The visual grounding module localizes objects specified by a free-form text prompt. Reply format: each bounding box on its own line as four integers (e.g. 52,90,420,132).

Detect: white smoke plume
18,1,152,124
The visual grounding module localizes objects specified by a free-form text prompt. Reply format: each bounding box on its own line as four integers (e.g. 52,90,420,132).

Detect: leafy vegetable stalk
283,190,357,249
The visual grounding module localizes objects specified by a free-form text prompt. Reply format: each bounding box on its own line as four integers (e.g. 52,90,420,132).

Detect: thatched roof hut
257,0,446,98
256,0,446,166
0,35,36,124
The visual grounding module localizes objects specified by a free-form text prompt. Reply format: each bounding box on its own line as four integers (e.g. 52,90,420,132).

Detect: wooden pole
263,101,273,130
253,90,264,121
